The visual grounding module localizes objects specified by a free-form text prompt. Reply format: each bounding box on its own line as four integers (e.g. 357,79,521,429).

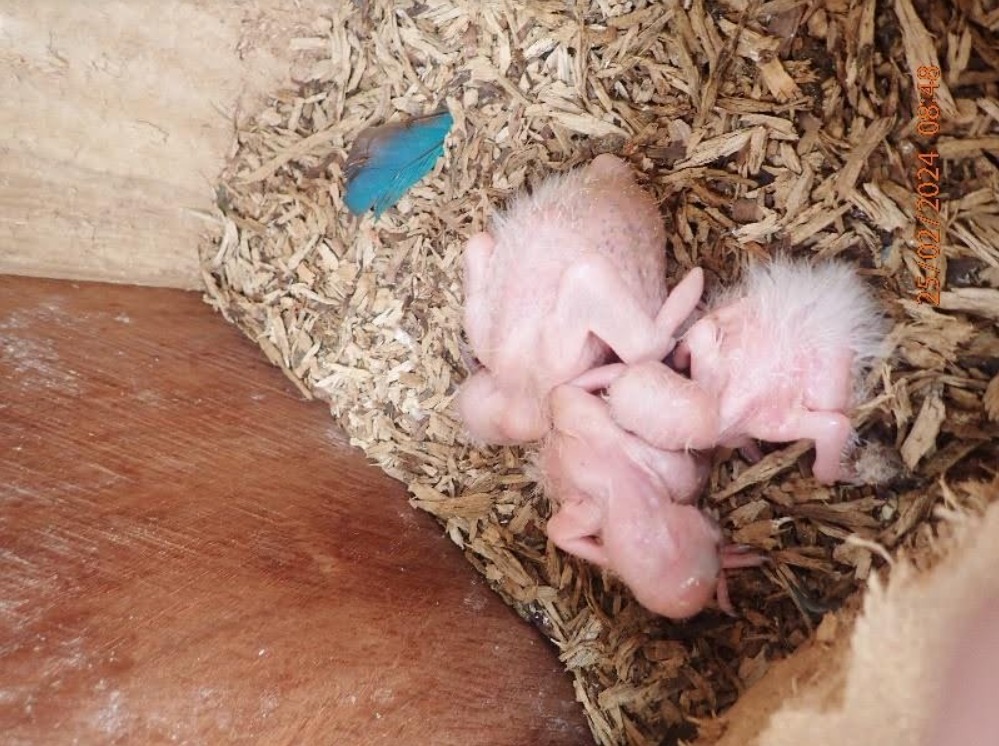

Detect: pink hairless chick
457,153,704,444
540,383,760,619
594,258,891,484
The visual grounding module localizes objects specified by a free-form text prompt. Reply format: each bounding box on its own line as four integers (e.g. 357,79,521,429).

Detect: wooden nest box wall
2,2,998,745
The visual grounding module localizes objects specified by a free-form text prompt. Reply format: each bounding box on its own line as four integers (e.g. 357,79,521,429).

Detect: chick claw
715,544,766,617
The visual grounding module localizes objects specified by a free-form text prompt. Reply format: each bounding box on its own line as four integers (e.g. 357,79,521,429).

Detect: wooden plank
0,276,590,745
0,0,317,289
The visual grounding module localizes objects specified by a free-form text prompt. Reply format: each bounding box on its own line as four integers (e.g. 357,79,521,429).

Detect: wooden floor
0,276,590,745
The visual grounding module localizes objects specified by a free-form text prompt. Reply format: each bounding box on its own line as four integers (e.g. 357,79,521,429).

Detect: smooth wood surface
0,276,590,745
0,0,321,289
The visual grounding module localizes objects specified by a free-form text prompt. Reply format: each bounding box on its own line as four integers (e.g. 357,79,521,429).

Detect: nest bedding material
709,476,999,746
200,1,999,744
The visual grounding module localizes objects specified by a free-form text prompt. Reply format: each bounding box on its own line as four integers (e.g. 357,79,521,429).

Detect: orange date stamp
911,65,944,305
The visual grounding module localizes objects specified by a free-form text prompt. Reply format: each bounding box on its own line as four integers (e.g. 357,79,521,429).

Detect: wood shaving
900,384,947,469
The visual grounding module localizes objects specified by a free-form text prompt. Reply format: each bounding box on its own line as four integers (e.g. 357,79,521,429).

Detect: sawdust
719,476,999,746
199,1,999,744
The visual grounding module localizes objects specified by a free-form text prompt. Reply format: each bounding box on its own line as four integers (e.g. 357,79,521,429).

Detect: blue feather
344,110,454,218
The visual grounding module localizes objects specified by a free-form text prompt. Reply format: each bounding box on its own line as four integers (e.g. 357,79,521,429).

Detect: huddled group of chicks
455,154,892,619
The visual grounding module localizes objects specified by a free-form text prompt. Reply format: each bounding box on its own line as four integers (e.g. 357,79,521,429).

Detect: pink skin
560,354,764,618
601,261,885,485
457,153,705,444
606,330,853,485
541,383,740,620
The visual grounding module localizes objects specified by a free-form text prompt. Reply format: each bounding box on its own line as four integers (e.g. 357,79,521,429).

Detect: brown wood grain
0,276,590,745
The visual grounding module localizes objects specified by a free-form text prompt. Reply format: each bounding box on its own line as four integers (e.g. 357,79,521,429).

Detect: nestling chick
540,383,760,619
604,258,892,483
456,154,703,444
